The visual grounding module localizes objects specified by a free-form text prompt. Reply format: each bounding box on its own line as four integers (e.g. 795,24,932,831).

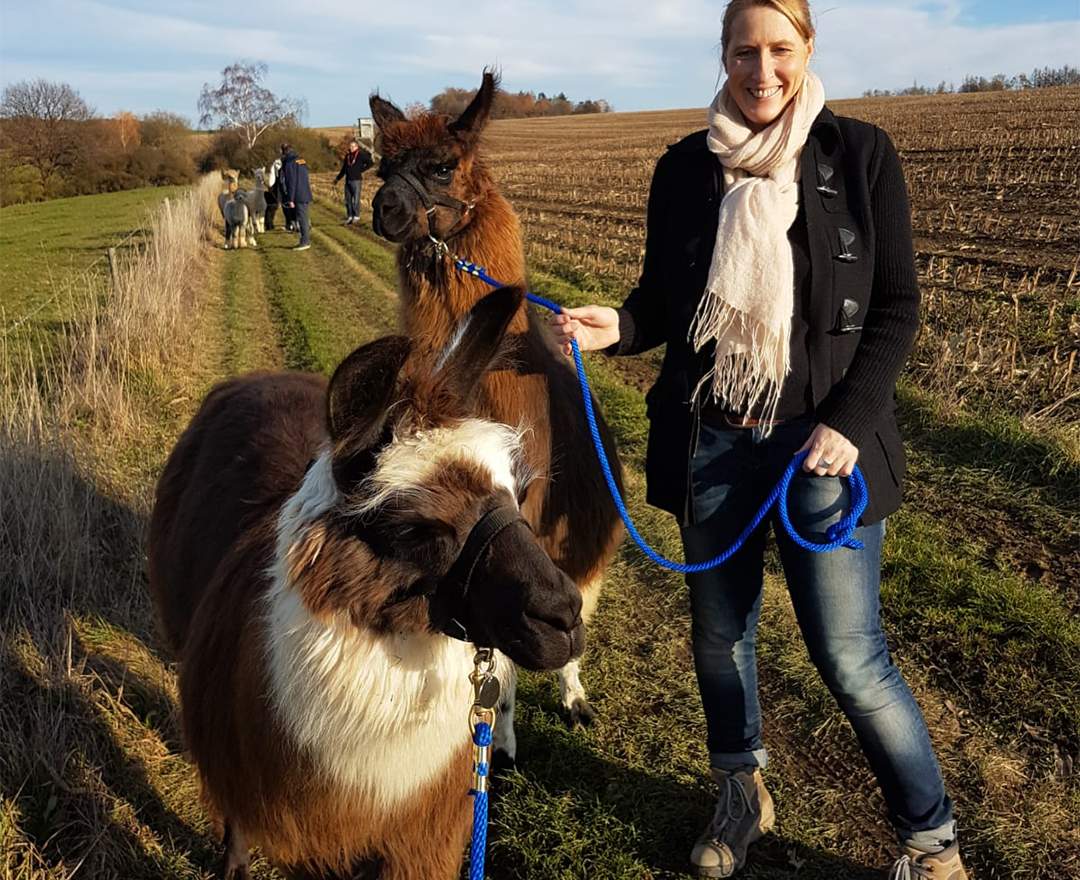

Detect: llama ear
327,336,412,484
435,285,522,404
449,70,499,141
369,93,407,130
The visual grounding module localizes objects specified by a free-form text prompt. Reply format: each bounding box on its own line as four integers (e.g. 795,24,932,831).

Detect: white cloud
1,0,1077,120
813,2,1080,95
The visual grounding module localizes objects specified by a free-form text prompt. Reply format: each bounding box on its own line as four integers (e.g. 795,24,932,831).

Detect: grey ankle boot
690,766,775,878
889,841,969,880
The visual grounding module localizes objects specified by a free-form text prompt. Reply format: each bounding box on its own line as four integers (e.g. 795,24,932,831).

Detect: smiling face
723,4,813,131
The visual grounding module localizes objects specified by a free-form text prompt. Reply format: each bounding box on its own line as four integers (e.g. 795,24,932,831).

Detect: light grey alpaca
219,191,255,249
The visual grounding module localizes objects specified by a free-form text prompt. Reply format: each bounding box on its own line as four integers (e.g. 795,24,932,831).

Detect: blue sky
1,1,1077,125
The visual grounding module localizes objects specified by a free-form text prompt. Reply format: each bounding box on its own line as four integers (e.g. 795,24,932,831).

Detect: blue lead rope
468,720,493,880
455,257,869,572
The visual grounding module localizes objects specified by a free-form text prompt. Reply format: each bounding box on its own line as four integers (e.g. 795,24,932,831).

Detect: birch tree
198,62,305,149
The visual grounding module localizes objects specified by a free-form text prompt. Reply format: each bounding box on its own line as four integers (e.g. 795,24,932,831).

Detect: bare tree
198,61,305,149
0,79,94,185
1,78,94,123
114,111,140,151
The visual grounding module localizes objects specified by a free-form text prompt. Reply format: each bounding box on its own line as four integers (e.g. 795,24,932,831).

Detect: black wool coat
608,107,920,526
335,147,374,183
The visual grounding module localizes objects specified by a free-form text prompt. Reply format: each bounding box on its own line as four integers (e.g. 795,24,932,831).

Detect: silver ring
819,458,832,467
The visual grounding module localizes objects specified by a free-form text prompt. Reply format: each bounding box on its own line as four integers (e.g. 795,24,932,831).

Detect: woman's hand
798,424,859,477
549,306,620,356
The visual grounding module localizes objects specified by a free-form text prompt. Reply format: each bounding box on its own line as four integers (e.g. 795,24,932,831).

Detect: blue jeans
681,417,955,846
345,179,361,218
294,201,311,245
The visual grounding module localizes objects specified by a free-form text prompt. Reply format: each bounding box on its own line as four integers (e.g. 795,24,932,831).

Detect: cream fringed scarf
690,71,825,430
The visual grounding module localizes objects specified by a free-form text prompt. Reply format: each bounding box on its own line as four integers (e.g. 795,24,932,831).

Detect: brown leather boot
689,766,775,878
888,841,969,880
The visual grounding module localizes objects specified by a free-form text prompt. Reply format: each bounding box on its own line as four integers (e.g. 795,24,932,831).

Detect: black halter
387,169,475,240
435,503,525,643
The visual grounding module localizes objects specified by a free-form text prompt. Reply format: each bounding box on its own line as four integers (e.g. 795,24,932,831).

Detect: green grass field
0,185,187,354
1,179,1077,880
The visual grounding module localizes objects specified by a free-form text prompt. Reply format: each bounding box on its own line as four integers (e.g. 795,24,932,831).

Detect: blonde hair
721,0,815,58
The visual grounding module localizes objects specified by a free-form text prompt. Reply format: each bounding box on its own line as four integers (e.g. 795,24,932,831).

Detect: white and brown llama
148,288,584,879
368,71,624,748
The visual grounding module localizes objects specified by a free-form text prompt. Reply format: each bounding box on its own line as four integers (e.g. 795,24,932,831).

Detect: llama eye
431,164,454,183
393,518,455,552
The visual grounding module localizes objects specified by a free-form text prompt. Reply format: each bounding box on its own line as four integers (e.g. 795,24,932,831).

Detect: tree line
862,64,1080,97
423,87,612,119
0,80,197,205
0,64,616,206
0,65,334,207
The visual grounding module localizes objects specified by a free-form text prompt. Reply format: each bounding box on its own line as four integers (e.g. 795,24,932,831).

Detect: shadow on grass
0,639,217,879
0,449,220,878
897,387,1079,512
490,687,880,880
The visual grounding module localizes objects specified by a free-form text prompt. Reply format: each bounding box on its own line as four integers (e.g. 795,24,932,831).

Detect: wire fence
1,220,151,339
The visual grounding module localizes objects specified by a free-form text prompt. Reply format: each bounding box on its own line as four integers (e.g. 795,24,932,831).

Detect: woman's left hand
798,424,859,477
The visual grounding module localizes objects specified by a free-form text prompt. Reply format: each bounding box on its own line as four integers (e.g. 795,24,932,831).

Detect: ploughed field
2,87,1078,879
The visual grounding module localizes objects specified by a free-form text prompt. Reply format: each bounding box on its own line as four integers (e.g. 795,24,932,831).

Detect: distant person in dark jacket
334,139,373,224
275,145,297,231
279,143,312,251
550,2,966,879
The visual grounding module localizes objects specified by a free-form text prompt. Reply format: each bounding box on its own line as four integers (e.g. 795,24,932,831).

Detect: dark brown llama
148,288,585,880
368,71,624,749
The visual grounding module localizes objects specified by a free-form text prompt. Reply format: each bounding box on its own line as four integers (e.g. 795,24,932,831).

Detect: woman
550,2,967,878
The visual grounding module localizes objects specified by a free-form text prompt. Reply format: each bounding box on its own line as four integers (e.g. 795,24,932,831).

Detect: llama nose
371,186,413,242
528,570,583,632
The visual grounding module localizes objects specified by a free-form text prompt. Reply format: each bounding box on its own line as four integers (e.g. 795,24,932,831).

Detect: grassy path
250,225,397,373
220,246,284,375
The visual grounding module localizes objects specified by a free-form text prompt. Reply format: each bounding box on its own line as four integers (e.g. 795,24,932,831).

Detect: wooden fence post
107,247,119,289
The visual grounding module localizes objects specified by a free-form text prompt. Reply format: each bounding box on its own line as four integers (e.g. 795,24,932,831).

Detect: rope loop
453,254,869,880
450,255,870,573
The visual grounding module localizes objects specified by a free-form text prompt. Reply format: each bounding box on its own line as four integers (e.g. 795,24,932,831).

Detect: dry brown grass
0,176,220,879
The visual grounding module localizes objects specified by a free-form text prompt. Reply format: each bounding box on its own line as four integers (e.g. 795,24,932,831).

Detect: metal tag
476,675,501,711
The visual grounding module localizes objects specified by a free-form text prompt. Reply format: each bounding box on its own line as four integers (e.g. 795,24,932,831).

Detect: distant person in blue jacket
279,143,312,251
